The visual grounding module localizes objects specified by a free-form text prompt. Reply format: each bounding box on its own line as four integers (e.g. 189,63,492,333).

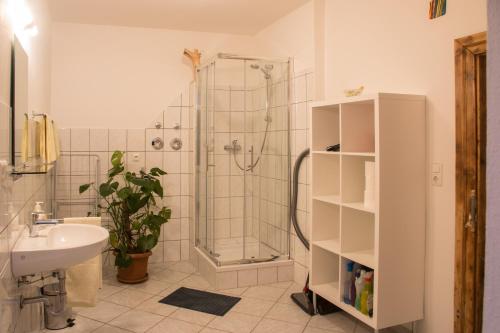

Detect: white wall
0,0,54,331
323,1,486,332
484,0,500,331
253,1,314,73
50,23,257,129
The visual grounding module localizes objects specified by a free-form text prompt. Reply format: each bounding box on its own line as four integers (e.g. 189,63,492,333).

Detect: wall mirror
11,36,50,174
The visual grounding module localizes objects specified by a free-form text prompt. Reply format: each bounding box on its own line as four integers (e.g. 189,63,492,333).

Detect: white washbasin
11,224,109,277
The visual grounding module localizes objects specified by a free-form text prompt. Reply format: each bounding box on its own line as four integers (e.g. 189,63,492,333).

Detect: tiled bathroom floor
41,262,386,333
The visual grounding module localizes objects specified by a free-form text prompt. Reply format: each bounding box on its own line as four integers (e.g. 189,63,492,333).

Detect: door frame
454,31,487,333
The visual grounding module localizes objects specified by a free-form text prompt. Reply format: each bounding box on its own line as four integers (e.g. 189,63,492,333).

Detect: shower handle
249,146,254,171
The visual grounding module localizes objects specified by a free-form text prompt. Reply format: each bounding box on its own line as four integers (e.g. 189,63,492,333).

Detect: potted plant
79,151,171,284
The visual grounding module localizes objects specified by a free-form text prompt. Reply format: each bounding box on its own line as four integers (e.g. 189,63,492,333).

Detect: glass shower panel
196,55,290,265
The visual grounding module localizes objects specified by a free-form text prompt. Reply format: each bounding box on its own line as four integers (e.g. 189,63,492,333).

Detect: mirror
12,36,29,167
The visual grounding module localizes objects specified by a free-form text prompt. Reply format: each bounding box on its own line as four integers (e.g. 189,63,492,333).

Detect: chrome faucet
30,202,61,237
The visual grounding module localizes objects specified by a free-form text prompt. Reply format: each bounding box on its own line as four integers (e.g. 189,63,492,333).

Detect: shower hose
291,148,310,250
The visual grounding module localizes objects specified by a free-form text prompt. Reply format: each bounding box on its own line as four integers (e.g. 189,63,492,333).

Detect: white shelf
313,240,340,254
312,150,340,155
342,201,375,214
341,152,375,157
311,282,340,301
313,195,341,205
310,93,426,329
342,249,375,269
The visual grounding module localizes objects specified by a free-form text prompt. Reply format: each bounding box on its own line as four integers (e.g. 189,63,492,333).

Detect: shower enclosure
196,53,291,266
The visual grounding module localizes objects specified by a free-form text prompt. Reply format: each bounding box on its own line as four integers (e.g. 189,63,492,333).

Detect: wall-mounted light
24,23,38,37
6,0,37,38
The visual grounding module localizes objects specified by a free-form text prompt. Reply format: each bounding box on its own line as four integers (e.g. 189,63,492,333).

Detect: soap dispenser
33,201,48,220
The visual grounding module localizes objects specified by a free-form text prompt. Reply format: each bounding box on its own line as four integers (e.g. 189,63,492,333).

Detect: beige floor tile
179,274,211,289
170,308,216,326
147,317,203,333
97,284,126,299
252,318,306,333
268,281,293,289
230,297,275,317
304,327,342,333
242,285,286,301
354,323,376,332
199,328,228,333
126,279,172,295
265,302,311,326
150,269,190,283
277,283,303,305
168,261,197,274
42,315,103,333
209,286,248,296
307,312,357,332
135,296,178,317
106,289,152,308
93,325,134,333
109,309,164,333
76,301,129,323
207,312,261,333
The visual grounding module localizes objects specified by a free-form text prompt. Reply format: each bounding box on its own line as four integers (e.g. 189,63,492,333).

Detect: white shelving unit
309,93,426,329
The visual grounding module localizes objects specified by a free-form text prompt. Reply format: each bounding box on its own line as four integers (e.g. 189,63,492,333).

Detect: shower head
250,63,273,80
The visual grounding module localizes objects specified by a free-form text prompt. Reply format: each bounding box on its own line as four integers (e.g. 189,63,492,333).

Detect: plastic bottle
343,261,354,304
355,269,366,310
360,271,373,315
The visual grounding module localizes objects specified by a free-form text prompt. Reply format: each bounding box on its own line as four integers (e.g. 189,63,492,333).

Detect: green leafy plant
80,151,171,268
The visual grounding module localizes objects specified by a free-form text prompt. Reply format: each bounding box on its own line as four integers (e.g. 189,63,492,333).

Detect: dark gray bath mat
159,287,241,316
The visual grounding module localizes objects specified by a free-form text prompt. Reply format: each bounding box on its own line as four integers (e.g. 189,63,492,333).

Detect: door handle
465,189,477,232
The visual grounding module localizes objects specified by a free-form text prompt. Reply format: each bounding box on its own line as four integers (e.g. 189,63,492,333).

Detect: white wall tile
89,129,108,152
164,107,180,129
216,271,237,290
258,267,278,285
277,265,294,282
70,129,90,152
237,269,257,288
59,128,71,152
164,240,180,261
108,129,127,152
230,90,245,111
127,129,145,151
164,218,181,240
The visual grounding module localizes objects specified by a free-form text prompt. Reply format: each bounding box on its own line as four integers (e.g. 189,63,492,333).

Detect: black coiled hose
291,148,310,250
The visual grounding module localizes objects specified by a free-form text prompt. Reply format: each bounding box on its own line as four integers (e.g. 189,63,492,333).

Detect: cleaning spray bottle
343,261,354,304
360,271,373,315
355,269,366,310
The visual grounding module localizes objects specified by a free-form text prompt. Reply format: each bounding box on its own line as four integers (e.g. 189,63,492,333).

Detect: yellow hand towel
45,117,58,163
64,217,103,307
52,120,61,159
37,118,46,162
21,113,29,163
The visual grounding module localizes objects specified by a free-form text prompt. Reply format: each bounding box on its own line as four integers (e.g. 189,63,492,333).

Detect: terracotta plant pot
115,251,152,284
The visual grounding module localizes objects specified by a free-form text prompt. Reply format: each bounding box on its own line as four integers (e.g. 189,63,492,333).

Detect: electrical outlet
133,153,140,162
432,163,443,186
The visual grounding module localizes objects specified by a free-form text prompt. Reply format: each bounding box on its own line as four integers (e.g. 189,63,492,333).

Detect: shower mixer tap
224,140,241,152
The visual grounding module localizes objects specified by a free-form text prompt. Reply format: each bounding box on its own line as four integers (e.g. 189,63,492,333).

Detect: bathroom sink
11,224,109,277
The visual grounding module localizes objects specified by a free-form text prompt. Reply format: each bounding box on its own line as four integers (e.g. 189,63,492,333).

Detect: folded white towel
64,217,103,307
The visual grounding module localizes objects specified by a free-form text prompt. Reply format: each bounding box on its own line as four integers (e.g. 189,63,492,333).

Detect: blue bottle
343,261,354,304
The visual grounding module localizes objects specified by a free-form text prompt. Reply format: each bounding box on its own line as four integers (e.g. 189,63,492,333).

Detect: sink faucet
30,202,61,237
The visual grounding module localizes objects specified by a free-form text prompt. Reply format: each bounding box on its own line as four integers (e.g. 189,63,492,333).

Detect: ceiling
47,0,310,35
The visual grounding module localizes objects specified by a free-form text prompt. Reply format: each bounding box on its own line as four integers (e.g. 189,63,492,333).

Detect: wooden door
454,32,487,333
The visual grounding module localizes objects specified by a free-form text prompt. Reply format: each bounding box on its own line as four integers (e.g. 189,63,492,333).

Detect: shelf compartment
341,155,376,206
312,105,340,151
312,154,340,197
310,246,340,301
313,240,340,254
342,201,375,214
339,257,376,321
312,199,340,245
341,207,375,269
340,100,375,153
313,195,341,205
